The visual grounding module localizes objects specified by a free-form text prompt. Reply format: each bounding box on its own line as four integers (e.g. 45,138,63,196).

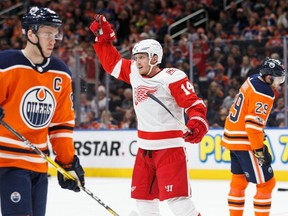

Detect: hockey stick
146,92,191,133
278,188,288,191
0,120,120,216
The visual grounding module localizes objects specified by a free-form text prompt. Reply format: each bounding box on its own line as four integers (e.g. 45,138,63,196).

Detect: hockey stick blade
146,92,191,133
0,120,120,216
278,188,288,191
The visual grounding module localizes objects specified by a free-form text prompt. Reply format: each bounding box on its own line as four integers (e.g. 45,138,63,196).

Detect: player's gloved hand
56,155,85,192
0,106,4,121
183,116,209,144
254,144,272,166
89,14,116,42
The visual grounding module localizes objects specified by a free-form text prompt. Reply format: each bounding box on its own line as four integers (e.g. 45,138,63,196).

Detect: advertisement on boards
49,129,288,180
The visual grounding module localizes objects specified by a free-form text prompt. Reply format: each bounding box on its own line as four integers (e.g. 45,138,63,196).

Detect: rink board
49,129,288,181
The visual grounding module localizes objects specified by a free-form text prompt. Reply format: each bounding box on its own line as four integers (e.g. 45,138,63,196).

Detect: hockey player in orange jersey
0,7,85,216
221,58,286,216
89,14,209,216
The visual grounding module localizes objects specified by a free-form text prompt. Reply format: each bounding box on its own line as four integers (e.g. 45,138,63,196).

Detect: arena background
1,1,288,182
48,128,288,181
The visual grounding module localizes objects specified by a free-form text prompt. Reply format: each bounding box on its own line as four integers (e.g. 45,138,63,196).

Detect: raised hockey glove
183,116,209,144
56,155,85,192
254,145,272,166
0,106,4,121
89,14,116,42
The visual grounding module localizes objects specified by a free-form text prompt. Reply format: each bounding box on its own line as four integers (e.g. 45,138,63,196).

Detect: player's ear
27,29,38,43
151,55,158,64
266,75,273,84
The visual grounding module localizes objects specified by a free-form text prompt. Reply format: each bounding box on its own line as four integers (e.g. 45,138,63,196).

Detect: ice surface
45,177,288,216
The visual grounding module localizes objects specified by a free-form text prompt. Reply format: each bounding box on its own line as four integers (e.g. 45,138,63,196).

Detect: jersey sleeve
0,51,13,104
49,78,75,164
168,76,207,119
93,42,132,84
0,70,8,104
245,90,273,150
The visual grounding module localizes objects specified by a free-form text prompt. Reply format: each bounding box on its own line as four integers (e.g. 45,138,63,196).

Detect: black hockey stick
278,188,288,191
0,120,120,216
146,92,191,133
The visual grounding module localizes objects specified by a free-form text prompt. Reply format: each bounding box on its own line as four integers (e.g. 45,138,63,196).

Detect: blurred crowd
0,0,287,129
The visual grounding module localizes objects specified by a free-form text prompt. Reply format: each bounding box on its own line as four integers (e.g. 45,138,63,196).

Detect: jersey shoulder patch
162,68,186,83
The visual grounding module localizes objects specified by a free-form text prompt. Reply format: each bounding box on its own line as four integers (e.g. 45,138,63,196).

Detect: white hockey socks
136,199,161,216
167,197,200,216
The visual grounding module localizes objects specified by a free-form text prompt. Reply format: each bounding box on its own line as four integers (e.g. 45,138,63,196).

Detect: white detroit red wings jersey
0,49,75,173
93,43,207,150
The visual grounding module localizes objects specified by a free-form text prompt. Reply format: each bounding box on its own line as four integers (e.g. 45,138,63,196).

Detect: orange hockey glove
89,14,116,42
183,116,209,144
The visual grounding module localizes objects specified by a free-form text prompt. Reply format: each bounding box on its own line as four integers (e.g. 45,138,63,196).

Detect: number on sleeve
181,81,195,95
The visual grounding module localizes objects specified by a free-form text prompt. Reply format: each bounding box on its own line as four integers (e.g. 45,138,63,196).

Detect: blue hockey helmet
22,7,62,39
259,57,286,84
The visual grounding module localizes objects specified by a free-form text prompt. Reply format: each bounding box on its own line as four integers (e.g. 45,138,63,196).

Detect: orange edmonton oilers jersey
0,49,75,173
221,74,274,151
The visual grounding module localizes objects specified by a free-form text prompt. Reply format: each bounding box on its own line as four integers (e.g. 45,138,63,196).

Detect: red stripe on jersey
138,130,183,140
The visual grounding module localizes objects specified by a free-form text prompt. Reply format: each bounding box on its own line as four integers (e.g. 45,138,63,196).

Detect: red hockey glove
183,116,209,144
89,14,116,42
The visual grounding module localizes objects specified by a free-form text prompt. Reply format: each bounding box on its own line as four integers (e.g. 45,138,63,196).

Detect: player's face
134,53,151,75
271,75,286,89
36,26,60,57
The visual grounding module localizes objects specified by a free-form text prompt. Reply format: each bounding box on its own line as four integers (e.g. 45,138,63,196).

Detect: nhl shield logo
20,86,56,129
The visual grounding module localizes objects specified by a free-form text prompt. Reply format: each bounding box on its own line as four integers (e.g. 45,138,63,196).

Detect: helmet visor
273,74,286,85
37,31,63,40
36,25,63,40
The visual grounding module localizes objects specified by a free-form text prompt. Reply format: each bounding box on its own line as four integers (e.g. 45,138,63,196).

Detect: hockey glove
183,116,209,144
56,155,85,192
89,14,116,42
254,145,272,166
0,106,4,121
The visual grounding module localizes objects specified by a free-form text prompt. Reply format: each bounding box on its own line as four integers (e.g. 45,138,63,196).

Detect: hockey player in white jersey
89,15,209,216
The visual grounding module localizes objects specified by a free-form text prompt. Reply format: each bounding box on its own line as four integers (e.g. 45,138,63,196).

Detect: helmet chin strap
27,35,47,61
267,76,276,86
25,35,49,73
261,75,273,85
146,57,157,76
269,76,274,85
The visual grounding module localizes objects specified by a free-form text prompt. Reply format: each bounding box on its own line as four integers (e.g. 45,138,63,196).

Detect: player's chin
44,51,53,58
139,69,148,75
271,83,280,90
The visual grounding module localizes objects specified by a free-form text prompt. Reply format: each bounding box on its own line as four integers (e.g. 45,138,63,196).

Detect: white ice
45,177,288,216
